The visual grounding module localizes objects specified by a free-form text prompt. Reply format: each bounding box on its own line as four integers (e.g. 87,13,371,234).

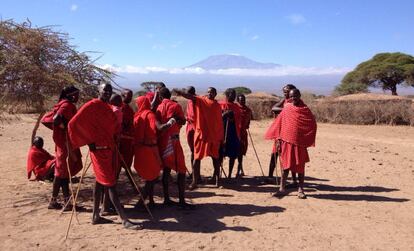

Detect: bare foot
123,220,143,230
92,216,114,225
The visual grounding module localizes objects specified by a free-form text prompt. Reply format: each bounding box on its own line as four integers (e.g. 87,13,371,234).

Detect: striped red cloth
265,100,317,148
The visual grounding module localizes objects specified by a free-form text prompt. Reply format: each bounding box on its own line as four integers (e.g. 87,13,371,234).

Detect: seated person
27,136,55,181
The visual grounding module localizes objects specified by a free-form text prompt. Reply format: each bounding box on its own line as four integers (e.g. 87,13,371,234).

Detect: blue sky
1,0,413,70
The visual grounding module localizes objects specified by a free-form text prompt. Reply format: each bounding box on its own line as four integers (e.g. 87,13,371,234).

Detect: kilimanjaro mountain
188,54,281,70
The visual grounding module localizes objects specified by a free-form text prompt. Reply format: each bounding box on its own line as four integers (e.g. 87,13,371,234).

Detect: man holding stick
265,88,317,199
68,83,141,229
236,94,252,177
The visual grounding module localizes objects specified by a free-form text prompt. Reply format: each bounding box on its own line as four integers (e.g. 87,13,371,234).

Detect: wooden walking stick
115,146,154,221
63,133,79,216
65,150,91,240
247,129,266,177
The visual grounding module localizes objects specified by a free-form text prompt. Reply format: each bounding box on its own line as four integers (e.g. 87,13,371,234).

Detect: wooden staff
65,150,91,240
247,129,266,177
115,146,154,221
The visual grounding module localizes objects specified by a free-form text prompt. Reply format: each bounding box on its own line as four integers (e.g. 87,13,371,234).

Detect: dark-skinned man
268,84,298,186
236,94,252,177
68,83,141,229
219,88,242,180
156,87,195,209
265,88,317,199
173,87,224,189
185,86,197,181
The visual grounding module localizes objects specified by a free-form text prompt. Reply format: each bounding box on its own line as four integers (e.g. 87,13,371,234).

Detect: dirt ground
0,114,413,250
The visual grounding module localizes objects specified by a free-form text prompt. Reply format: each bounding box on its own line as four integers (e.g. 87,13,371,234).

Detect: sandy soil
0,114,413,250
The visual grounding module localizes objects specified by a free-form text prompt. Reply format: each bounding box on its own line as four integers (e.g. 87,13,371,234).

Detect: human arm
172,88,196,101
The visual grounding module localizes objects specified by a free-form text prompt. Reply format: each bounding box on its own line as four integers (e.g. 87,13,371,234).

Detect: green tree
334,82,369,95
232,86,252,95
341,52,414,95
140,81,165,92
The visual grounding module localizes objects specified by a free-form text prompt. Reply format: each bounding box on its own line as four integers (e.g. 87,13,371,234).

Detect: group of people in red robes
27,81,316,230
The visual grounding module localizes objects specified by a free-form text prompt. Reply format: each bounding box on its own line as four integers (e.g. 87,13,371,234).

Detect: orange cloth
156,99,187,173
185,100,195,134
119,103,135,168
238,104,252,155
27,146,55,180
193,96,224,160
133,96,161,181
68,98,118,186
265,99,317,173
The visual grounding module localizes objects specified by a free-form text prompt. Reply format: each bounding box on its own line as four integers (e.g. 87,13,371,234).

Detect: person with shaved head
173,87,224,189
69,83,141,229
265,88,317,199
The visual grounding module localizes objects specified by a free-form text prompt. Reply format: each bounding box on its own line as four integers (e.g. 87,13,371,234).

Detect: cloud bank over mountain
100,54,352,94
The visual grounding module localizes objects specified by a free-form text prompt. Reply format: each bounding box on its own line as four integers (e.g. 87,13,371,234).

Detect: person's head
159,87,171,100
122,89,133,104
207,87,217,100
155,82,166,91
237,94,246,106
32,136,44,149
283,84,297,98
110,93,122,107
289,88,301,106
224,88,236,102
186,86,196,95
99,83,113,103
59,85,80,103
135,96,151,113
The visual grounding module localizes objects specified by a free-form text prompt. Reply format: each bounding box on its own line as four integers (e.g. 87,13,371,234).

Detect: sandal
297,191,307,199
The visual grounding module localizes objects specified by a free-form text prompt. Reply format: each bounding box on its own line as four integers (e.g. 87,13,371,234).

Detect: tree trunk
391,85,398,96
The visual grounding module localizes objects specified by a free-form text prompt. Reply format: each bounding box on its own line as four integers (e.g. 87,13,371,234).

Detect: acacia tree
0,19,123,144
339,52,414,95
0,19,117,112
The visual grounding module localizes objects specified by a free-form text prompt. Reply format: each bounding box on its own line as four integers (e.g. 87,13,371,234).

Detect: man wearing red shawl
157,87,194,209
68,83,141,229
236,94,252,177
27,136,55,181
185,86,196,178
265,89,317,199
46,86,82,210
174,87,224,189
267,84,298,186
119,89,135,173
219,88,242,180
133,96,171,208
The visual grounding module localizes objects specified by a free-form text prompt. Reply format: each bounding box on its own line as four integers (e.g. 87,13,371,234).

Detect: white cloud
251,35,259,41
92,38,99,42
286,14,306,25
70,4,78,11
99,64,350,76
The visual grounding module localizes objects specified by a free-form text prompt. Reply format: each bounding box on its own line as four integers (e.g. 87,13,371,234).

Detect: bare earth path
0,115,413,250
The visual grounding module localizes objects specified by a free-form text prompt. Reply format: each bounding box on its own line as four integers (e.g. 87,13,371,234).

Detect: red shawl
134,96,157,145
121,103,135,135
68,98,117,149
219,101,242,139
265,100,317,147
27,146,55,179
